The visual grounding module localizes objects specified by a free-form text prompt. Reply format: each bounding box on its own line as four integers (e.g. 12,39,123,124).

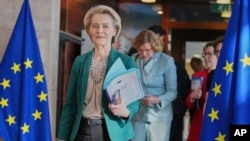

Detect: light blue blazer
132,52,177,122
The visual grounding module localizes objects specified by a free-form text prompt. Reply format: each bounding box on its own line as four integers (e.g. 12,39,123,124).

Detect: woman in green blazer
57,5,140,141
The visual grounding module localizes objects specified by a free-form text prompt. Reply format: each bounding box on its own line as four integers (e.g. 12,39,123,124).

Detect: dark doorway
171,29,225,65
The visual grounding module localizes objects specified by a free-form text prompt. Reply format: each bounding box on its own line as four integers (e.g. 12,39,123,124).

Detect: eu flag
0,0,52,140
201,0,250,141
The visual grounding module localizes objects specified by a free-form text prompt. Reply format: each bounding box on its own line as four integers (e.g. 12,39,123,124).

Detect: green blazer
57,48,140,141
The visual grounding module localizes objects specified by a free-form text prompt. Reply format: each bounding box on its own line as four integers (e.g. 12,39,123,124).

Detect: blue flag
0,0,52,140
201,0,250,141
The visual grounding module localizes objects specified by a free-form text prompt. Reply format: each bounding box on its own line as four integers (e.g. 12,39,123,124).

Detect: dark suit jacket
172,61,190,115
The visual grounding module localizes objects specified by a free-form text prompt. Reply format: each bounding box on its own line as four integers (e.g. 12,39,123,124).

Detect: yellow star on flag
223,61,234,76
208,108,219,122
20,122,30,134
11,62,21,74
38,91,48,102
0,97,9,108
6,115,16,126
240,53,250,68
212,82,222,97
32,109,42,120
24,58,33,69
34,72,44,83
215,132,226,141
0,78,11,89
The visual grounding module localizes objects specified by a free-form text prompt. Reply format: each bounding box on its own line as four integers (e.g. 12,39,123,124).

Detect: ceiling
117,0,232,21
117,0,217,4
74,0,233,22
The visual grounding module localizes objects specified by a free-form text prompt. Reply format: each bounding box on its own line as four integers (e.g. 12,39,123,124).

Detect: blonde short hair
83,5,121,39
133,30,163,52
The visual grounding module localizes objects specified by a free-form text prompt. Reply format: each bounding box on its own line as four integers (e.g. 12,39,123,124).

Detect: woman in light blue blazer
132,30,177,141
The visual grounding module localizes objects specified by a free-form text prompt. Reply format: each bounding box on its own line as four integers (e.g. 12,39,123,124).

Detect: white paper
191,77,203,90
103,58,145,105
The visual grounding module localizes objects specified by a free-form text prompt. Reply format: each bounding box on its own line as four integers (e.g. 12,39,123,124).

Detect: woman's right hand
190,88,202,102
108,97,130,118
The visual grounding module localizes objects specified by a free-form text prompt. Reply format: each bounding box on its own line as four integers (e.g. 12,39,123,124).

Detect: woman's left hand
141,95,160,106
108,97,130,118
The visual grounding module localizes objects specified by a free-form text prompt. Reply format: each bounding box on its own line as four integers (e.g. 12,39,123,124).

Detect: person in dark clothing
127,47,137,56
170,61,191,141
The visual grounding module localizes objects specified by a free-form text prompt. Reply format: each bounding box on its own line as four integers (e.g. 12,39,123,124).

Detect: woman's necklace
89,52,108,84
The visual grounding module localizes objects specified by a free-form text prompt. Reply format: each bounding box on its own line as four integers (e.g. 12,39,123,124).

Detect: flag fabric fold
201,0,250,141
0,0,52,140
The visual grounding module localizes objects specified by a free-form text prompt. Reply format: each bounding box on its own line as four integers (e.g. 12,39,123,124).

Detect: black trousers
74,117,111,141
170,114,184,141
